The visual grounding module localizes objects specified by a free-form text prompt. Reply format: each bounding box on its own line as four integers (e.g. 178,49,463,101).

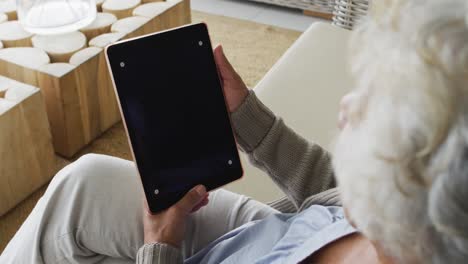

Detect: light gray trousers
1,154,277,264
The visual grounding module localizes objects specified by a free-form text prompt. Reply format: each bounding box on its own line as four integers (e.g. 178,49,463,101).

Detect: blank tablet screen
106,23,243,213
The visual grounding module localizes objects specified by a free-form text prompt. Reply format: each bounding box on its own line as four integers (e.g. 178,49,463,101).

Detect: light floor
191,0,326,32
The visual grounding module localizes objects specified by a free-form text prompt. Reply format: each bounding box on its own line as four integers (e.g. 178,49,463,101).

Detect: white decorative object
17,0,97,35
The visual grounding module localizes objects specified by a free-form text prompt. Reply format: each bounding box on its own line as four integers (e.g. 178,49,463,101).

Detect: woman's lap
0,154,277,263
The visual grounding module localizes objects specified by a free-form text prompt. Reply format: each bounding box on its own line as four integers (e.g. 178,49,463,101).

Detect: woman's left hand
142,185,209,248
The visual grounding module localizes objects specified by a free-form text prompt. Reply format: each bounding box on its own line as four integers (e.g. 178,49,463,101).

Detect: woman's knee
51,154,139,193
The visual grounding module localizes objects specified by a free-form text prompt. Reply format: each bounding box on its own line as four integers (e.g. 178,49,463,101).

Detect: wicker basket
332,0,370,30
248,0,335,14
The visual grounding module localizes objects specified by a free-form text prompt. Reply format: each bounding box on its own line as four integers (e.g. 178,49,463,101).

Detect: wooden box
0,76,56,216
0,0,191,157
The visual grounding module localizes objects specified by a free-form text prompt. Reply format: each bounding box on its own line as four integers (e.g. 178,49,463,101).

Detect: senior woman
2,0,467,263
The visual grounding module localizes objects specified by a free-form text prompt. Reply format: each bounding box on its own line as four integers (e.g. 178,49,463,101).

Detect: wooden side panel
74,55,102,143
37,71,86,157
0,60,40,86
0,90,56,216
97,51,121,132
165,0,191,28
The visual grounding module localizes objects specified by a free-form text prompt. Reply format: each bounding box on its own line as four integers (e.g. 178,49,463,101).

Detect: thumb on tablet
213,45,249,112
174,185,207,214
214,45,235,81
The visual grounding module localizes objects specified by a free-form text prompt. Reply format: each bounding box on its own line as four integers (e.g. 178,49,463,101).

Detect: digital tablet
105,23,243,213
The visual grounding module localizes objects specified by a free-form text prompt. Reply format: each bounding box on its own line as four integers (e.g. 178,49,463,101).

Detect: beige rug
0,11,301,253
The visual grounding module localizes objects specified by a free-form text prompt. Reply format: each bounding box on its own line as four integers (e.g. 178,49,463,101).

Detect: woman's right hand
213,45,249,113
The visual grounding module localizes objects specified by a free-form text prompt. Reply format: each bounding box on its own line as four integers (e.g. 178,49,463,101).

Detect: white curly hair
332,0,468,263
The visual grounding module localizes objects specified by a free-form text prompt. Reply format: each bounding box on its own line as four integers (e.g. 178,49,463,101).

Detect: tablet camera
120,62,125,68
198,41,203,46
228,160,233,166
154,189,159,195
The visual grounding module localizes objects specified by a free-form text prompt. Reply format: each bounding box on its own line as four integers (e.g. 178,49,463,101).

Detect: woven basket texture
332,0,370,30
247,0,335,13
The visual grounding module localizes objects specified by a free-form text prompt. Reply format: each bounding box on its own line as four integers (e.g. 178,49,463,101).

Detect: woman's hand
213,45,249,113
142,185,209,248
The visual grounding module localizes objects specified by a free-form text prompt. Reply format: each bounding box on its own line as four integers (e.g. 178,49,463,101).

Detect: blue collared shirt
185,205,356,264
